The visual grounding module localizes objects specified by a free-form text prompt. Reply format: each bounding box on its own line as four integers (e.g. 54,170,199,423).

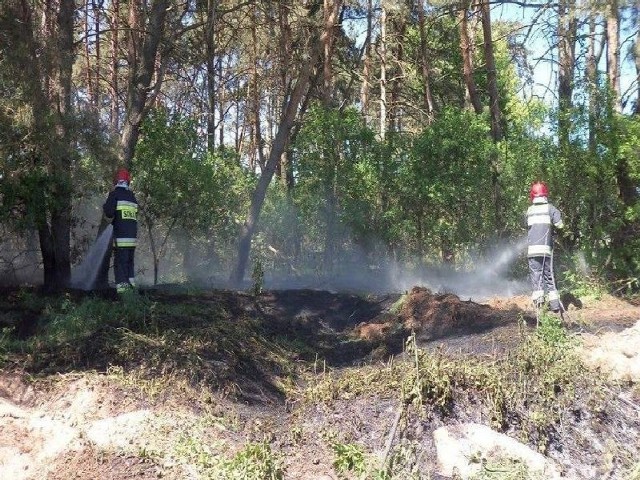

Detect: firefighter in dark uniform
526,181,564,312
103,168,139,293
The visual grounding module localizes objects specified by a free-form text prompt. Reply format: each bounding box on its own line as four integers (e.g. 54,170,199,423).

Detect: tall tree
416,0,435,120
119,0,170,168
230,1,340,285
636,0,640,114
0,0,76,289
557,0,577,149
360,0,374,125
605,0,621,111
459,0,482,114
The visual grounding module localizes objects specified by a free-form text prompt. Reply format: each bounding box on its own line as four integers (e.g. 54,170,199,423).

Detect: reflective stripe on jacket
103,186,139,247
526,197,563,257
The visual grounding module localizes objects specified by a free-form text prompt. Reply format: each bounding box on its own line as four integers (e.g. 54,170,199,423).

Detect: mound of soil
400,287,523,340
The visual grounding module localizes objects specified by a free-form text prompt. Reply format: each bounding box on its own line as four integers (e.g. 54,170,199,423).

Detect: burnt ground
1,285,639,479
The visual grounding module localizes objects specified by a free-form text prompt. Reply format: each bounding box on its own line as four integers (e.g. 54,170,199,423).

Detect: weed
176,436,285,480
332,442,367,477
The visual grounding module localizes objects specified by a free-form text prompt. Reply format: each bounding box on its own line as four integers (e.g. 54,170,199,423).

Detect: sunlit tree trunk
587,12,598,153
379,1,387,139
557,0,577,150
416,0,434,121
459,0,482,114
205,0,217,152
605,0,620,112
390,16,405,133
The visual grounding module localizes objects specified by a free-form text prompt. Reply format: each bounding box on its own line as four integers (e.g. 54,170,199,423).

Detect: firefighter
526,181,564,313
103,168,139,293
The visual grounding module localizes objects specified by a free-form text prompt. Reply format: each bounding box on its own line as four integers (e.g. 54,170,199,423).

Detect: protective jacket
526,197,563,257
103,185,138,247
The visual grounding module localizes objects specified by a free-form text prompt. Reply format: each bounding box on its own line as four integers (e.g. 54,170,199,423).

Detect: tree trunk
557,0,577,150
416,0,434,121
480,0,502,142
636,0,640,115
605,0,620,112
587,12,598,153
322,0,342,107
119,0,169,167
360,0,373,125
250,2,265,172
389,17,405,133
205,0,217,153
459,1,482,114
109,0,120,133
230,3,337,286
479,0,504,230
379,2,387,139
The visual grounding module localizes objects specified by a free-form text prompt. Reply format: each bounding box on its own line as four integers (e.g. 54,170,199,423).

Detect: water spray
70,224,113,290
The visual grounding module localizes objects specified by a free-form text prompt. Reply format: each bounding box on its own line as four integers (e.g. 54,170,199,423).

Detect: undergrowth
305,313,598,454
0,292,302,399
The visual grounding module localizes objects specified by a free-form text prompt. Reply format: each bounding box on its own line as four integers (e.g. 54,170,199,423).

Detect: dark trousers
114,247,135,285
528,255,561,311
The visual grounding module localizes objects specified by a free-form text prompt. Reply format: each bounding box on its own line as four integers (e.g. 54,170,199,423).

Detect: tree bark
480,0,502,141
605,0,620,112
557,0,577,150
636,2,640,115
459,1,482,114
109,0,120,133
119,0,170,168
360,0,373,125
205,0,217,153
416,0,434,121
379,2,387,139
9,0,76,289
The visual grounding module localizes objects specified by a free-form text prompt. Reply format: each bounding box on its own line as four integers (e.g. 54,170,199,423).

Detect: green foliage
398,108,493,256
292,104,381,268
133,108,251,280
176,437,285,480
332,442,367,477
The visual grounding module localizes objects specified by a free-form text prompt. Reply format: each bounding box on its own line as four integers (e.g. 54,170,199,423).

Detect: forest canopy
0,0,638,291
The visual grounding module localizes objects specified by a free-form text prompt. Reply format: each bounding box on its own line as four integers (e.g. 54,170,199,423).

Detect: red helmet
115,168,131,184
529,181,548,201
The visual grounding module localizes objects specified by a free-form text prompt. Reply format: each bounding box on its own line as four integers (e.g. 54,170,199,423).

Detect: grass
1,287,637,479
305,313,599,453
175,436,285,480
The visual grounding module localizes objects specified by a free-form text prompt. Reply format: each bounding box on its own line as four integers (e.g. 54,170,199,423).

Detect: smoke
388,236,529,300
252,236,530,301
